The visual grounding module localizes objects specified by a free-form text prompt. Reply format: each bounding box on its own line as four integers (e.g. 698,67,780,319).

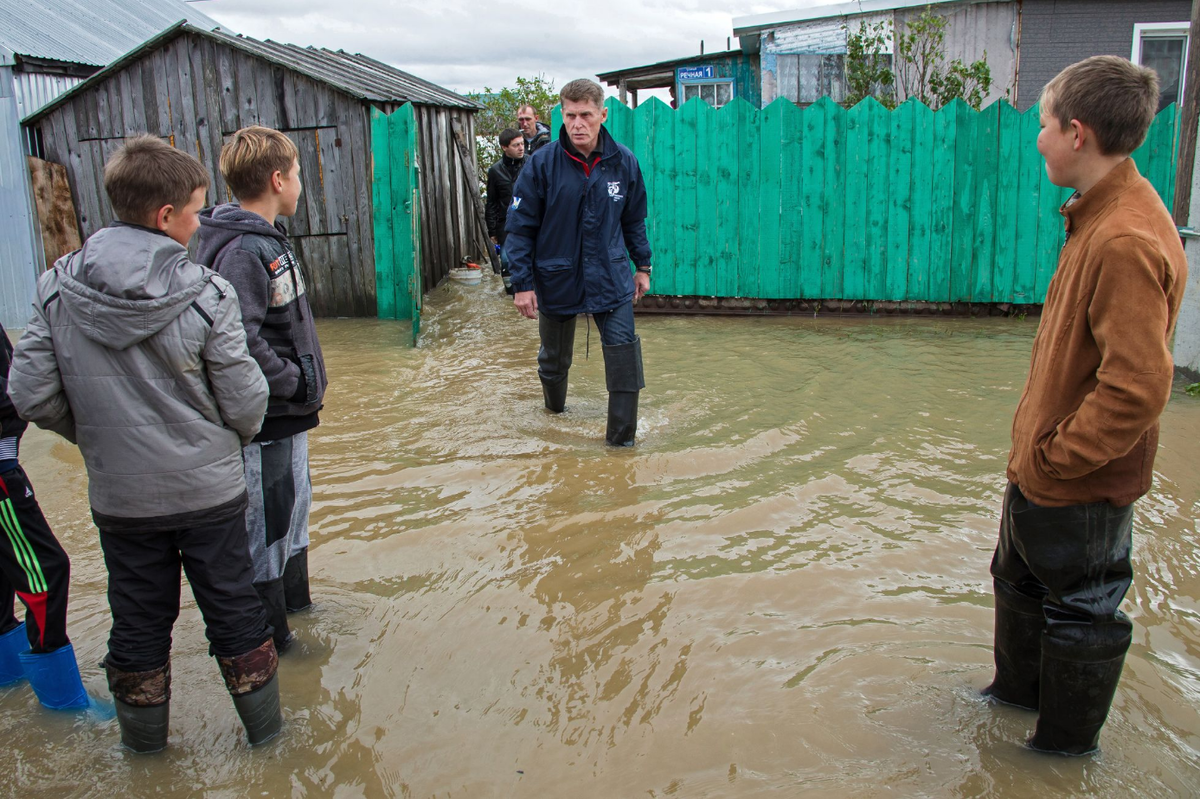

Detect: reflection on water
3,271,1199,797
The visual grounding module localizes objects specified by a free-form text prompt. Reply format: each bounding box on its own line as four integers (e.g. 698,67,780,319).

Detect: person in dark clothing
0,320,82,710
9,135,279,752
517,104,551,156
486,128,525,295
506,79,652,446
197,126,328,656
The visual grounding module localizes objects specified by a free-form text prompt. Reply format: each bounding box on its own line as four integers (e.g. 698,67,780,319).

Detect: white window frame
679,78,736,109
1131,21,1190,105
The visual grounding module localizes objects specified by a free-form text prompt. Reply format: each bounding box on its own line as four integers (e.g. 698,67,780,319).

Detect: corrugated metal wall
0,64,43,329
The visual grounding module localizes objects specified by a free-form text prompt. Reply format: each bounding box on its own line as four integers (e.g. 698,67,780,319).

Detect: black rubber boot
1027,622,1129,756
219,639,282,746
538,313,576,413
603,337,645,447
253,578,294,654
106,660,170,754
282,548,312,613
982,579,1044,711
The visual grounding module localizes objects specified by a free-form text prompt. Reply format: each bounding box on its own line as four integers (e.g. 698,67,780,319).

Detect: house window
1132,22,1190,111
681,80,735,108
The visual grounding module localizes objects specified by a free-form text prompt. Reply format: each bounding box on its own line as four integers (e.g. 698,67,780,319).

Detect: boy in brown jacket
983,56,1186,756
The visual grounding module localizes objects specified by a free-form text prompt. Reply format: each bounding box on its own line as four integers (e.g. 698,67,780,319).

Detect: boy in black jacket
0,321,86,710
197,126,328,652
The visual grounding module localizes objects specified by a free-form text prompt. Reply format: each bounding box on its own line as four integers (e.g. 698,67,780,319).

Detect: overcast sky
190,0,847,97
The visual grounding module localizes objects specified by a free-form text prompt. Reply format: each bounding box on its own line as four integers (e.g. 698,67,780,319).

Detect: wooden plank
331,97,365,316
757,98,785,299
27,155,82,271
295,129,322,234
118,67,140,136
139,57,161,136
651,98,679,296
61,109,102,237
314,80,337,128
234,52,260,126
842,100,870,299
693,100,717,296
371,107,397,320
94,76,111,139
216,42,239,133
255,64,281,130
864,98,891,300
885,99,913,301
1012,103,1041,304
972,102,1000,302
907,100,934,301
106,75,124,138
778,99,804,299
800,98,826,298
949,100,976,302
393,105,421,321
992,101,1020,303
328,234,354,317
193,36,225,202
928,101,957,302
415,111,436,292
351,106,378,316
81,85,101,140
820,98,846,299
713,100,741,298
280,70,298,130
174,38,199,160
164,40,186,143
735,100,760,298
677,99,700,296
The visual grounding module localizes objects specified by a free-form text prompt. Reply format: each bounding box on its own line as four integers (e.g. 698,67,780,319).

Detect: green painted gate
371,104,421,341
557,96,1179,306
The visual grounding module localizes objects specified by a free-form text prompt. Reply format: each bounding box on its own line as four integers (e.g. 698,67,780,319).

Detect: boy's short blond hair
104,135,209,225
219,125,299,200
1041,55,1160,156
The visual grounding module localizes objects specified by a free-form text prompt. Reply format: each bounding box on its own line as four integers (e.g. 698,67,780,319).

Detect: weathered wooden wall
23,31,480,318
27,155,81,272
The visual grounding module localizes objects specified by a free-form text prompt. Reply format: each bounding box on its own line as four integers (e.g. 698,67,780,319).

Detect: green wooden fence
557,96,1179,305
371,104,421,338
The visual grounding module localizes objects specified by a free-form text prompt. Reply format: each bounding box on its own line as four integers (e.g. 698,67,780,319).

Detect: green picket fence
559,96,1179,304
371,104,421,337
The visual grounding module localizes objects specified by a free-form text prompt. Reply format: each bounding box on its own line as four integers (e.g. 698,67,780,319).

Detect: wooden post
1172,0,1200,225
449,117,502,274
619,79,628,105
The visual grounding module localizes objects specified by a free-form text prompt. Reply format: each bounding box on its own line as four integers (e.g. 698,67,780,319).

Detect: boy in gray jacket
8,136,281,753
197,126,327,653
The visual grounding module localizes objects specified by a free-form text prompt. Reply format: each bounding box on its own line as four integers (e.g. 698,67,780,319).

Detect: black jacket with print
197,204,327,442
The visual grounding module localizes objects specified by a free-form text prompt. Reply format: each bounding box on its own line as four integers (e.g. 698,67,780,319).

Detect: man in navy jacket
505,79,653,446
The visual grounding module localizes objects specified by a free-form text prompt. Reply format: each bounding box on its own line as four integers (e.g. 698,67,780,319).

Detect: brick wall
1018,0,1191,109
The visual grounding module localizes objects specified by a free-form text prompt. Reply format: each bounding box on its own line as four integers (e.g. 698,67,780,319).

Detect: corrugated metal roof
24,23,481,122
0,0,223,67
206,29,481,110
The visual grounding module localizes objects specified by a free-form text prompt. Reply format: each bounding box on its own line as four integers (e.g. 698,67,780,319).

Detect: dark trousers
99,511,272,672
990,482,1134,696
0,465,70,653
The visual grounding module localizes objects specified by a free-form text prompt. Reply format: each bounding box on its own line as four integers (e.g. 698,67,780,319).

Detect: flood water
3,271,1199,797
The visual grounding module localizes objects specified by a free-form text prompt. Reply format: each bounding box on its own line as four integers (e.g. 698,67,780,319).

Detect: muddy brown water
3,272,1198,797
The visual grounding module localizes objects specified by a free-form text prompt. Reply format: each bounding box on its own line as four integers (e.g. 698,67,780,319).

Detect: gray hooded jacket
8,224,268,519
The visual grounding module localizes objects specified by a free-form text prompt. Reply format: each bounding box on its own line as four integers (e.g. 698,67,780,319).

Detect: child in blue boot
0,320,88,710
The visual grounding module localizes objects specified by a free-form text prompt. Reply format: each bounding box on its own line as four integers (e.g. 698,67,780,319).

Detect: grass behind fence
558,96,1179,305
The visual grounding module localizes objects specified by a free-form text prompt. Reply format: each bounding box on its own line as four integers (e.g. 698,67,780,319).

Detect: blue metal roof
0,0,224,66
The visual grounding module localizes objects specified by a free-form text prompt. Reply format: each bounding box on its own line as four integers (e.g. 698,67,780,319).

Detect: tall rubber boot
106,660,170,753
219,639,282,746
0,622,27,686
602,337,645,447
254,578,293,654
1027,623,1129,756
982,579,1044,710
538,314,576,413
19,643,89,710
283,548,312,613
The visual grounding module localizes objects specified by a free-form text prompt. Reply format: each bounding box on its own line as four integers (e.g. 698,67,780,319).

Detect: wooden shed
21,21,483,317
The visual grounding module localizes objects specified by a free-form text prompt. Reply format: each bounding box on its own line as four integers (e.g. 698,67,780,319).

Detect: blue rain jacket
505,125,652,315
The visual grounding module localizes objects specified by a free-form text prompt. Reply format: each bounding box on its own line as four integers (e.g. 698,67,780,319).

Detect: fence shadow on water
583,96,1178,307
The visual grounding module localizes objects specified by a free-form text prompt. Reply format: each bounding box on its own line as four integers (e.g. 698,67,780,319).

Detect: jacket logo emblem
24,486,33,498
607,182,623,201
511,197,522,210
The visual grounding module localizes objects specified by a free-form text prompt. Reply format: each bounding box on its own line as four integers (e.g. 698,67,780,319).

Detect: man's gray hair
560,79,605,108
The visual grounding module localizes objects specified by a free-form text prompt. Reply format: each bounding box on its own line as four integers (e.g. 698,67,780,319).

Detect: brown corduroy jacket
1007,158,1186,508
